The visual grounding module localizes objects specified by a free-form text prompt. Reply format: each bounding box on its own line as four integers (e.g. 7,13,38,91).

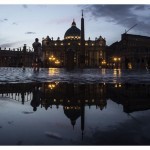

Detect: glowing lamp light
113,57,121,61
113,57,117,61
48,83,56,89
55,60,60,64
102,60,106,65
49,55,56,61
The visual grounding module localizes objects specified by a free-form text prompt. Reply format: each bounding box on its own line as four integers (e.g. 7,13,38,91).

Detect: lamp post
113,57,121,69
49,55,60,67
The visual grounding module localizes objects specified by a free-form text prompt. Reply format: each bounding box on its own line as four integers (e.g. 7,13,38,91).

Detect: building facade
107,33,150,69
42,12,106,68
0,44,34,67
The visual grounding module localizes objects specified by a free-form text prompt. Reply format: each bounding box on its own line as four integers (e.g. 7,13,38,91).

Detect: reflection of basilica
0,82,150,135
0,82,150,113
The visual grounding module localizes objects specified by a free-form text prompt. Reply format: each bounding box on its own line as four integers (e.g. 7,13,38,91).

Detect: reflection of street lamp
48,82,57,90
114,83,122,88
48,82,59,90
48,68,55,75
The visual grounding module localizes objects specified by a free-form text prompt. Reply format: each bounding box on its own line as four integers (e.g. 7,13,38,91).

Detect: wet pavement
0,67,150,84
0,67,150,145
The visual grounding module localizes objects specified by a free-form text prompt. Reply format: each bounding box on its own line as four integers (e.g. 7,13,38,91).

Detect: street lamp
49,55,56,61
101,60,106,68
113,57,121,69
55,60,60,64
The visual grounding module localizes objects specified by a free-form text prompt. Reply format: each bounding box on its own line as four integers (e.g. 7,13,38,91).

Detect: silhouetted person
21,92,25,104
30,86,41,111
32,38,42,71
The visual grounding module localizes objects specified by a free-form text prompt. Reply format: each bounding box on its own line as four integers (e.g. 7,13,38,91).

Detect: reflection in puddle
0,82,150,113
0,82,150,145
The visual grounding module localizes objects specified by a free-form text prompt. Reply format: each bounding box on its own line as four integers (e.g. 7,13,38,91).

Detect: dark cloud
12,22,18,25
4,18,8,21
0,18,8,23
83,5,150,35
25,32,36,34
22,5,28,9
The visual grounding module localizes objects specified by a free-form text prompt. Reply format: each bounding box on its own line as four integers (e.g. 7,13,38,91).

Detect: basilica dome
64,20,81,40
64,106,81,128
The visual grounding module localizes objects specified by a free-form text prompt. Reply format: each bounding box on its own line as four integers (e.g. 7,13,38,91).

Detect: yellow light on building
128,63,132,69
113,57,117,61
113,57,121,61
68,43,70,45
102,60,106,65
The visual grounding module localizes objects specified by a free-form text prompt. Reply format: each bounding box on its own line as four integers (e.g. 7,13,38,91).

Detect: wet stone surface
0,67,149,84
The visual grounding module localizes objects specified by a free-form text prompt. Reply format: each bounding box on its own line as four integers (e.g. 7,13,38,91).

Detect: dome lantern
64,20,81,40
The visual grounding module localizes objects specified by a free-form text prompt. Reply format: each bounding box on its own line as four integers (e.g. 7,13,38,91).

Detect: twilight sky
0,4,150,49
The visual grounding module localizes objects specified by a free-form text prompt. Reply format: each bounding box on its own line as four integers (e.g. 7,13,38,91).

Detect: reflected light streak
113,69,122,83
102,68,106,75
48,68,60,76
113,69,121,77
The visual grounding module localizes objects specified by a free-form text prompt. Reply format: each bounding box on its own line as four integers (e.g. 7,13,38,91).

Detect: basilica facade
42,12,106,68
